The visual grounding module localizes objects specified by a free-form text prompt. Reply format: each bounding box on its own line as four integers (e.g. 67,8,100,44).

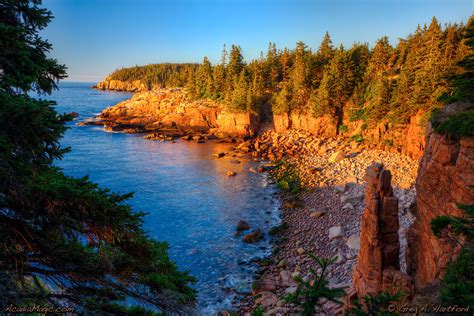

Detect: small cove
51,82,280,313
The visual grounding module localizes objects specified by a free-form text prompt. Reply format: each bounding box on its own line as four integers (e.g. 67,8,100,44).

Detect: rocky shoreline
79,101,420,314
81,88,258,139
78,88,432,315
201,130,418,315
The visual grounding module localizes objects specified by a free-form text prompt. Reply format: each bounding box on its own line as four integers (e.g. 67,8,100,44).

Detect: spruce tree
290,41,309,110
0,1,196,313
311,46,355,125
228,69,249,112
265,42,281,88
358,37,393,121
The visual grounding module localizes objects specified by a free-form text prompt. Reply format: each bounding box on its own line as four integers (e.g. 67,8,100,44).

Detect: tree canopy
108,18,469,129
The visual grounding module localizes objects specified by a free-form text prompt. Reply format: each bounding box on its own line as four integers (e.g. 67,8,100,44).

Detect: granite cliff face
348,102,473,307
87,88,257,137
94,77,150,92
273,110,426,160
94,79,428,159
407,111,474,291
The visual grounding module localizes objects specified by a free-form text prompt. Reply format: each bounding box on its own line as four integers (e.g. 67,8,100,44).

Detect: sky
42,0,472,82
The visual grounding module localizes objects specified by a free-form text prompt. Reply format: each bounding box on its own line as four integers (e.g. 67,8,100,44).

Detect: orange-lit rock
352,163,404,298
407,122,474,291
94,77,151,92
90,88,256,136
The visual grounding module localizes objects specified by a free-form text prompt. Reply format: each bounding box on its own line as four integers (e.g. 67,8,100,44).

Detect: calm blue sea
49,82,280,313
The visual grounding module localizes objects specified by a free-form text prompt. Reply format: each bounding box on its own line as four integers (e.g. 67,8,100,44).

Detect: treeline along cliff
96,17,468,158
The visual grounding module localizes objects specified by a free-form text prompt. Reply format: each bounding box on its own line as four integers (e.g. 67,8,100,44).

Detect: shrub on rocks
284,253,345,316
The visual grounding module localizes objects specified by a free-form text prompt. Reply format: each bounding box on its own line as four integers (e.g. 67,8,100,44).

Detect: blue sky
42,0,472,82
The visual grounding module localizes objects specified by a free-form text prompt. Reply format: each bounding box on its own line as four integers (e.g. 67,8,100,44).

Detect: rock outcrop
351,163,413,299
345,111,427,160
85,88,256,137
273,112,337,138
94,76,427,159
94,77,151,92
407,110,474,291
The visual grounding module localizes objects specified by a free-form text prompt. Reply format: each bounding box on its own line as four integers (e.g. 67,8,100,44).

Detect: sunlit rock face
92,88,257,136
351,163,413,299
94,77,150,92
407,119,474,291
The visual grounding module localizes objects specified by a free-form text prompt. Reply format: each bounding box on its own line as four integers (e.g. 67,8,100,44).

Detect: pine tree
273,80,292,115
265,42,281,88
311,46,355,126
309,32,334,90
194,56,213,98
358,37,393,121
443,16,474,102
290,41,309,110
0,1,196,313
317,31,334,63
228,69,249,112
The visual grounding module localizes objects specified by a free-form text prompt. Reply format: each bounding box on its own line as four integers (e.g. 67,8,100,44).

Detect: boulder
243,229,262,243
310,211,326,218
236,220,250,232
227,171,237,177
277,259,288,268
341,193,364,205
346,234,360,250
283,198,303,209
254,291,278,309
342,203,355,212
280,270,297,288
328,151,345,163
253,274,276,294
328,226,344,239
213,152,225,158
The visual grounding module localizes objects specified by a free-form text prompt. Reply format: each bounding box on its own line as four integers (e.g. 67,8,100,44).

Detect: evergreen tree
96,17,470,119
211,45,228,99
310,46,355,126
444,16,474,102
0,1,195,313
228,69,249,112
290,41,309,110
358,37,393,121
265,42,281,88
227,44,245,80
318,31,334,63
194,56,213,98
273,80,292,115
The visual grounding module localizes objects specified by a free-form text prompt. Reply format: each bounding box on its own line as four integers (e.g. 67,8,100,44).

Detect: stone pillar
352,163,403,298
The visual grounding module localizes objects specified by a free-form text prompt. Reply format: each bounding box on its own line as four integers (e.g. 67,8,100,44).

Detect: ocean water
49,82,280,314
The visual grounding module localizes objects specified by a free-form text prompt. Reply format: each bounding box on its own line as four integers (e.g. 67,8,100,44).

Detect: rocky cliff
94,79,427,159
272,110,426,160
94,77,151,92
348,102,474,308
85,88,257,137
407,104,474,291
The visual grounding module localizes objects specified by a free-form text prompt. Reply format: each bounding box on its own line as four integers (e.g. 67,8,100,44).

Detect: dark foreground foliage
0,0,195,313
284,253,345,316
432,203,474,309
